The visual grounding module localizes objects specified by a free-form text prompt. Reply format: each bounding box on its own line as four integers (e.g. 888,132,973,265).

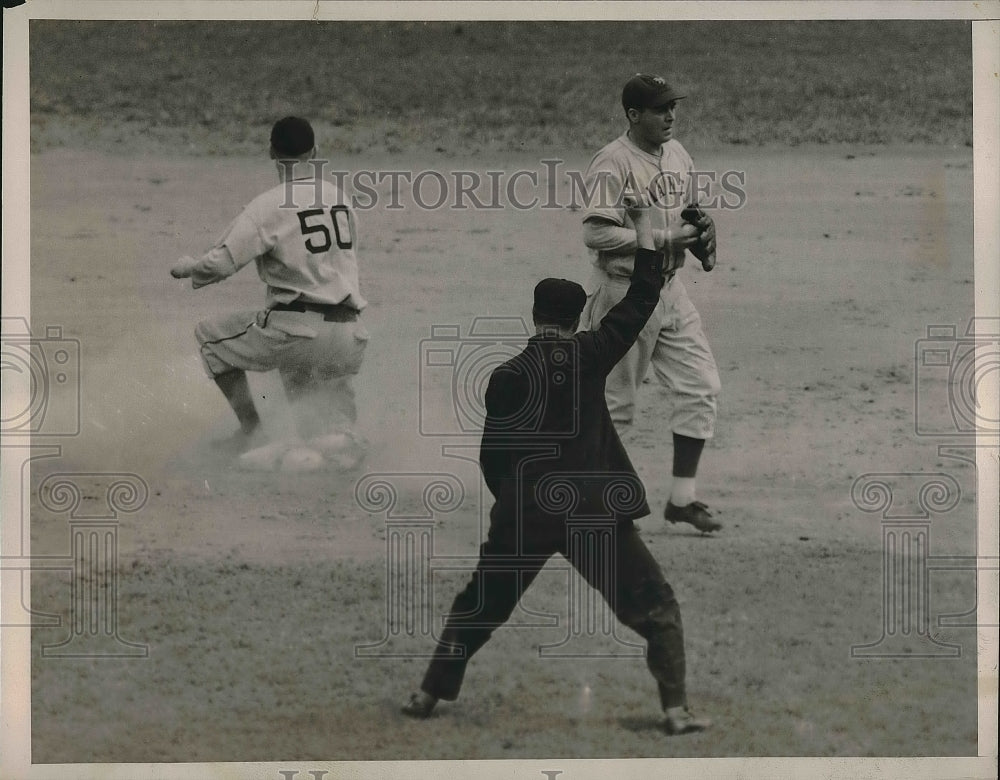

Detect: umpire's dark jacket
479,248,664,532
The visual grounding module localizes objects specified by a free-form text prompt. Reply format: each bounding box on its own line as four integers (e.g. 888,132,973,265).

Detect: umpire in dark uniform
402,196,710,735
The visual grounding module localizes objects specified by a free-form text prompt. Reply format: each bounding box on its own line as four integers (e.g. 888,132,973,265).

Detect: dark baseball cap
533,278,587,324
270,116,315,158
622,73,686,111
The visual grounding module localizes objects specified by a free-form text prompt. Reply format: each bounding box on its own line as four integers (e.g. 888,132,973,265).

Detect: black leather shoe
401,691,437,719
664,501,721,533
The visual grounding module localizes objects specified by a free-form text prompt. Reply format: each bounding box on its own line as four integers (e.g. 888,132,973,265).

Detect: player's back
241,176,365,309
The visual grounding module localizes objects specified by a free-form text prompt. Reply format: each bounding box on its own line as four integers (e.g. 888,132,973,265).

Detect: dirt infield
20,141,981,762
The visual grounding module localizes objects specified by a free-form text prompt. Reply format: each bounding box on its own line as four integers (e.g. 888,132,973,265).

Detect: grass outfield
28,20,972,155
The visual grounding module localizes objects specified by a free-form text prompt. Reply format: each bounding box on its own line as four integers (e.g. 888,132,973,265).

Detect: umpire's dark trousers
419,509,688,710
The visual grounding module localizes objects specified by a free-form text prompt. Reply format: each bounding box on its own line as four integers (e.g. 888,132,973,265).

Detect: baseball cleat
401,691,438,719
663,706,712,735
664,501,722,533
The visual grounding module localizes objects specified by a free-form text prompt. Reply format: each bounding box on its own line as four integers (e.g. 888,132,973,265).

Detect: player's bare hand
170,256,195,279
662,222,701,250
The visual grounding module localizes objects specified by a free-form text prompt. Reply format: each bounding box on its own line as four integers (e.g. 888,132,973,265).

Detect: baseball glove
681,205,717,271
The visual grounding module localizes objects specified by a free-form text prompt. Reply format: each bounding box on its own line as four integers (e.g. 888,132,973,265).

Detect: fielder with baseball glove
580,73,723,534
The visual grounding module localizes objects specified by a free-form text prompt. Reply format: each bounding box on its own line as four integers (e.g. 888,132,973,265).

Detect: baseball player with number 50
170,116,368,470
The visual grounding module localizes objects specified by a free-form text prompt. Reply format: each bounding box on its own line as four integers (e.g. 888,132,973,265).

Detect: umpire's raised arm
580,195,666,376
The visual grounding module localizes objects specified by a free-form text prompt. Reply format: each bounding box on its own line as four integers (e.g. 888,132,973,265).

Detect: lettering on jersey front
616,169,685,211
647,170,685,209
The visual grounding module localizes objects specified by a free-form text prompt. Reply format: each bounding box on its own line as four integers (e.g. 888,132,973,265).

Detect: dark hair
270,116,315,158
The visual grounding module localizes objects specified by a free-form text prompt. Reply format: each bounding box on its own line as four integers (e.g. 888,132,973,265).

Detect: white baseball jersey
583,132,695,279
187,174,366,311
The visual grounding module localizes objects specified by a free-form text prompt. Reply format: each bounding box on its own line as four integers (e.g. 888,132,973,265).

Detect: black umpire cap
533,278,587,324
270,116,315,158
622,73,686,111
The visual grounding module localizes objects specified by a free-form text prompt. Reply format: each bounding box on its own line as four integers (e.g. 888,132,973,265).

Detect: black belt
270,301,359,322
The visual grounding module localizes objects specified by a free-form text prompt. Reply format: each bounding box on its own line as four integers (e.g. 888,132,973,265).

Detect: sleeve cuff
633,247,664,276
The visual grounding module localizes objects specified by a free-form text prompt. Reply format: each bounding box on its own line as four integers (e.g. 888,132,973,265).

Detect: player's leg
195,310,280,449
312,320,368,439
649,280,722,532
278,318,368,444
669,433,705,507
276,362,313,438
213,370,260,436
570,522,710,734
405,519,550,717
